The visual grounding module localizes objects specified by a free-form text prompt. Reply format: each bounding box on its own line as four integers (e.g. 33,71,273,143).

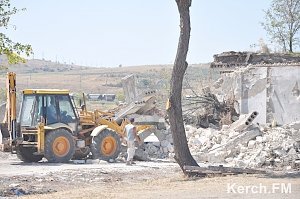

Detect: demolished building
173,52,300,170
211,52,300,125
132,52,300,166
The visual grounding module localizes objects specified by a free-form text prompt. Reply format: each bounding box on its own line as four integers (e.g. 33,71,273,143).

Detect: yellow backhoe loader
0,72,162,163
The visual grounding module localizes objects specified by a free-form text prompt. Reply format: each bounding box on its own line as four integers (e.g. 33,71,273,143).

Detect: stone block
248,140,256,149
256,136,263,143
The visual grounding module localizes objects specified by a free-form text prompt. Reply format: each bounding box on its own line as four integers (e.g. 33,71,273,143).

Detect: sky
3,0,271,67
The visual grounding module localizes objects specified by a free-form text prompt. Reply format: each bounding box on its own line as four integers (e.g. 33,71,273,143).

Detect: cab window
57,95,76,123
20,95,36,126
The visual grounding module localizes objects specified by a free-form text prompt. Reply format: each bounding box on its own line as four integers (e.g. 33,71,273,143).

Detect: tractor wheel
91,129,121,161
16,146,43,163
44,129,75,163
73,147,90,159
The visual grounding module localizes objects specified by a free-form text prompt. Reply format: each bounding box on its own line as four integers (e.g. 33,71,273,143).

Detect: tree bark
289,35,293,52
167,0,199,175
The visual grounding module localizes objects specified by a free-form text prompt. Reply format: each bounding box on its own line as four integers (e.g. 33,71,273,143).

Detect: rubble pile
186,121,300,170
135,128,174,160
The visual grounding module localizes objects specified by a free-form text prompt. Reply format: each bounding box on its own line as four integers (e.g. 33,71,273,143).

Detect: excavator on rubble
0,72,162,163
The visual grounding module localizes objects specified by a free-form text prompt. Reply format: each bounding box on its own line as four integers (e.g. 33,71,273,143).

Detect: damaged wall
270,67,300,124
240,67,267,124
216,65,300,125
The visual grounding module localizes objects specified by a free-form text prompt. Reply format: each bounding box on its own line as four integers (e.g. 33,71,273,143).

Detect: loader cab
19,89,79,133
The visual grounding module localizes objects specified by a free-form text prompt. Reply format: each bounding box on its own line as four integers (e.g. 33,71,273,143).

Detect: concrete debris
186,120,300,170
229,111,258,132
121,74,137,104
134,128,174,160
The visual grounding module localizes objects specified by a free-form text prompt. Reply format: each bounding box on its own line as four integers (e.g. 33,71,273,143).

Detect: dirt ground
0,152,300,199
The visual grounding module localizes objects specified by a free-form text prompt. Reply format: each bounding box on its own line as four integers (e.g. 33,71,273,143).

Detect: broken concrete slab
121,74,137,104
208,127,262,152
229,112,259,132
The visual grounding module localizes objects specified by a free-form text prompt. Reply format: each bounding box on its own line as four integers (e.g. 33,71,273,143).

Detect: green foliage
261,0,300,53
0,0,32,65
116,91,125,102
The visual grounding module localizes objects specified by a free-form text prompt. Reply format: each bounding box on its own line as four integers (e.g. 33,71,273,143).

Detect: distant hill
4,59,91,74
1,58,210,74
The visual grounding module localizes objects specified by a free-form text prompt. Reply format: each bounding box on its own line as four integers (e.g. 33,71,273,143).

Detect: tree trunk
167,0,199,175
289,36,293,53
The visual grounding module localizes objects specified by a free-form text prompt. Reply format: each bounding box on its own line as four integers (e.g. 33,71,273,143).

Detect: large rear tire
44,129,75,163
16,146,43,163
91,129,121,161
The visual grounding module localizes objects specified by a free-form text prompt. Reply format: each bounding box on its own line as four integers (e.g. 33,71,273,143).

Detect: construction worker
47,97,57,124
124,118,138,165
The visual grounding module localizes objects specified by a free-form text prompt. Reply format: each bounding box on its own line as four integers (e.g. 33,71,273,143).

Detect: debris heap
134,128,174,160
186,120,300,170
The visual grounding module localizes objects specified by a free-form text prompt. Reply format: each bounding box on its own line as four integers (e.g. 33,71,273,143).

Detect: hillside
0,59,211,94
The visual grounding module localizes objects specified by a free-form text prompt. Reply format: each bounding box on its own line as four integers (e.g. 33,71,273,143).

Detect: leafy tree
0,0,32,65
262,0,300,53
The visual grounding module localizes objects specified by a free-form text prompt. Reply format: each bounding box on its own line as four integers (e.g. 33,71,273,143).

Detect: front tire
91,129,121,161
44,129,75,163
16,146,43,163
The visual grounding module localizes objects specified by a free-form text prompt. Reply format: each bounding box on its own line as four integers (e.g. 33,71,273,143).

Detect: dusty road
0,152,300,199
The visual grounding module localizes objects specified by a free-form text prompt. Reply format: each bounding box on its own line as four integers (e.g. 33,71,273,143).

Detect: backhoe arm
4,72,17,141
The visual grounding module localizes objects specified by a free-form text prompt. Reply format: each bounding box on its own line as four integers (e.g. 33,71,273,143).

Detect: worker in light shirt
124,118,140,165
